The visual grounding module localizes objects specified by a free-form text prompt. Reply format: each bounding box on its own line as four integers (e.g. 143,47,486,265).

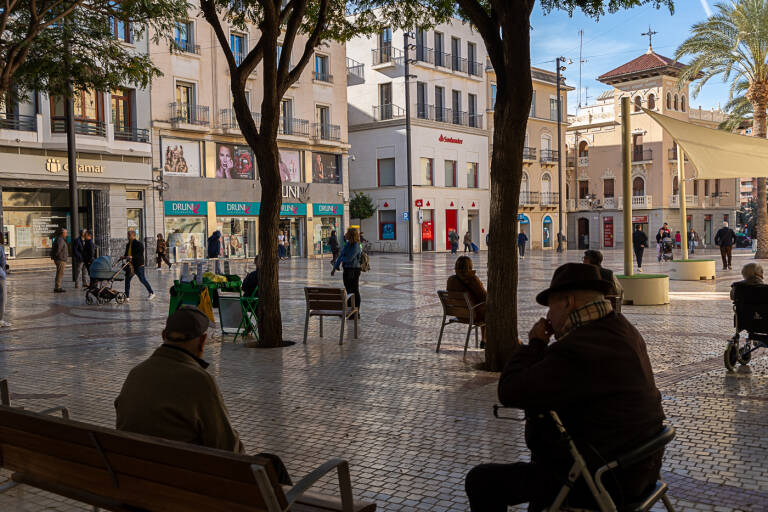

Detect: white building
347,20,489,252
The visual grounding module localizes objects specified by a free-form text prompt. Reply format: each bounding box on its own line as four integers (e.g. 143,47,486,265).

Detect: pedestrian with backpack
331,228,363,316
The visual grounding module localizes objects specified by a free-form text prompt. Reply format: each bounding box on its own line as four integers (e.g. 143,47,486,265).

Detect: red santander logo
439,134,463,144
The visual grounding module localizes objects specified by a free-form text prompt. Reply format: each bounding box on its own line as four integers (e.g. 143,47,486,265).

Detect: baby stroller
85,256,129,305
660,237,674,262
725,282,768,371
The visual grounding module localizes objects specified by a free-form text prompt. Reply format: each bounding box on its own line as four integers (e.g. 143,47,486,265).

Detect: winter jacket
715,227,736,247
73,237,85,261
446,270,487,322
207,231,222,259
52,236,68,262
517,232,528,246
333,241,362,271
655,228,670,244
83,239,95,265
156,238,168,255
328,234,339,252
632,230,648,249
124,239,146,268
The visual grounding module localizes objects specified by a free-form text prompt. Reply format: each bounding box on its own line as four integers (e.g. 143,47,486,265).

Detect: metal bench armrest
285,457,354,512
469,301,486,311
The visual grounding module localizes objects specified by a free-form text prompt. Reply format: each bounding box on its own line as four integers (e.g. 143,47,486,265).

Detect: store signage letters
282,184,309,200
164,201,208,216
438,135,463,144
280,203,307,216
312,203,344,216
45,158,104,174
216,202,260,216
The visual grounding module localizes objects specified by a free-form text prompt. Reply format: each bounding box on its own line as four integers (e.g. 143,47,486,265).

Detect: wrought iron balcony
0,114,36,131
373,104,406,121
452,55,468,73
434,50,451,68
279,117,310,137
313,71,333,83
632,148,653,162
468,61,484,77
523,147,537,161
219,109,261,130
114,126,150,143
169,103,209,126
540,149,559,163
668,147,689,161
346,57,364,80
372,45,403,66
312,122,341,142
540,192,560,206
51,118,106,137
412,46,434,65
519,191,540,205
172,39,200,55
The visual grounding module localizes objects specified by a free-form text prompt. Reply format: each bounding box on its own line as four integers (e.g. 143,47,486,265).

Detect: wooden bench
0,382,374,512
435,290,485,356
304,287,359,345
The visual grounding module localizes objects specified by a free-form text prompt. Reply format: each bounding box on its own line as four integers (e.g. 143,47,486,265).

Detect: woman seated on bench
447,256,487,346
731,263,764,300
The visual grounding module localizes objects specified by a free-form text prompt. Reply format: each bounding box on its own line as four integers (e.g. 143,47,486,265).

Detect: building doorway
704,215,712,246
543,215,553,248
421,209,434,251
467,210,480,248
578,217,590,249
445,209,457,250
279,217,304,257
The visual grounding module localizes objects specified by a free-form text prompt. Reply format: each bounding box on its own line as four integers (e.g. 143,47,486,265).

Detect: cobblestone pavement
0,248,766,511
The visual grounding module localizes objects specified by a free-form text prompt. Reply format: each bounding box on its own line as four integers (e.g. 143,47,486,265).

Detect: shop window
126,190,143,200
444,160,457,187
379,210,396,240
313,217,339,255
165,217,207,261
378,158,395,186
421,157,433,185
126,208,143,240
466,162,479,188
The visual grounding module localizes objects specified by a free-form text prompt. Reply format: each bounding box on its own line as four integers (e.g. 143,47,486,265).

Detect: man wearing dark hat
465,263,664,511
115,306,291,483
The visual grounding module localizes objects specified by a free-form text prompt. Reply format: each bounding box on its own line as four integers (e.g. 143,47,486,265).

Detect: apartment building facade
347,20,489,253
487,65,571,250
0,25,155,261
565,48,738,250
150,5,350,261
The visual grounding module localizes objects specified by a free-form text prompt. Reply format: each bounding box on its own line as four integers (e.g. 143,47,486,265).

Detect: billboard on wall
215,143,255,179
279,149,301,182
311,152,340,184
162,138,201,176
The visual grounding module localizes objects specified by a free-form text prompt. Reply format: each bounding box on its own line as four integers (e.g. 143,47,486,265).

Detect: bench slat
308,301,347,311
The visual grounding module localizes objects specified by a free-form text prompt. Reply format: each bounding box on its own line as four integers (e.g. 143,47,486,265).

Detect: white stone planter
668,260,716,281
617,275,669,306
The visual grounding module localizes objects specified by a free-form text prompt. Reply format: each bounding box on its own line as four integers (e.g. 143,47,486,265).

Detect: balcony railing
373,104,405,121
618,195,653,209
604,197,616,209
372,45,403,66
540,149,559,163
632,148,653,162
114,126,150,143
577,198,592,210
169,103,210,126
414,104,483,128
670,195,696,207
413,46,434,65
219,109,261,130
520,191,540,205
541,192,559,206
0,114,36,131
578,155,589,167
172,40,200,55
668,148,689,161
279,117,310,137
51,118,107,137
434,50,451,68
452,55,468,73
346,57,364,80
523,147,537,161
312,122,341,142
313,71,333,83
468,61,483,77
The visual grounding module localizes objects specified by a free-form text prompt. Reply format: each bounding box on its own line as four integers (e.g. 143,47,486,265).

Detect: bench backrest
305,287,349,311
732,283,768,333
437,290,473,318
0,406,287,512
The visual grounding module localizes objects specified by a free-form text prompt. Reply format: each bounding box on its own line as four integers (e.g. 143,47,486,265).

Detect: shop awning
644,109,768,179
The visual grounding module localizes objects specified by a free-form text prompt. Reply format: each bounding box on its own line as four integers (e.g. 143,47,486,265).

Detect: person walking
124,230,155,301
715,221,737,271
688,228,697,255
0,239,9,327
674,231,681,249
632,225,648,272
207,230,222,259
72,230,90,288
51,228,68,293
328,230,340,265
655,223,671,262
517,231,528,259
278,232,286,260
463,231,472,252
331,228,362,315
155,233,172,269
449,229,459,254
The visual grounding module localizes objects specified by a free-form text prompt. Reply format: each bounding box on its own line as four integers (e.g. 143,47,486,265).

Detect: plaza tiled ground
0,247,766,511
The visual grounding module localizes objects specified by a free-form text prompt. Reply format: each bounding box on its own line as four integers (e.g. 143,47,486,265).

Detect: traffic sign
402,211,409,221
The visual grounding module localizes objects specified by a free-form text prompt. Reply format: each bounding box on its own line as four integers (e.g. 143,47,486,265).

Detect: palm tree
676,0,768,258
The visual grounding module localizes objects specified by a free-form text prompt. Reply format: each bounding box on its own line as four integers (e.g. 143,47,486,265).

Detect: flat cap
165,306,210,341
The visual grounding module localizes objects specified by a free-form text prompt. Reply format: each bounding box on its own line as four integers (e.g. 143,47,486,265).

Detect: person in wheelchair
730,263,763,300
465,263,665,511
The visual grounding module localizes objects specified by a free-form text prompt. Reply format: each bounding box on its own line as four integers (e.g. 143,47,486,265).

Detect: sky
529,0,727,114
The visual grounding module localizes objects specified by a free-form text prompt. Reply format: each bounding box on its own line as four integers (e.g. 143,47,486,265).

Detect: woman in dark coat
446,255,487,345
328,230,340,265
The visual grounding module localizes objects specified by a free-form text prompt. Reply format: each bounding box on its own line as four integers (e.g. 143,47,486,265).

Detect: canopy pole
621,97,633,276
677,143,689,261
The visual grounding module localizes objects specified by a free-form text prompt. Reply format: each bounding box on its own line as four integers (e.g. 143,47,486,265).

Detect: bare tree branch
281,0,329,96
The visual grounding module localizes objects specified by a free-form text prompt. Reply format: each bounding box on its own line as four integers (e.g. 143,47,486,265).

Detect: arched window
667,93,671,109
578,140,589,157
632,177,645,197
648,94,655,110
634,96,642,112
680,95,686,112
541,173,552,196
674,95,678,110
673,176,679,195
540,133,552,151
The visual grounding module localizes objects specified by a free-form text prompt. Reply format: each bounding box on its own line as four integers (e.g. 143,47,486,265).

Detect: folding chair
234,296,259,343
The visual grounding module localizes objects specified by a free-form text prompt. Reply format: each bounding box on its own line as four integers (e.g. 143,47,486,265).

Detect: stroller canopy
89,256,116,280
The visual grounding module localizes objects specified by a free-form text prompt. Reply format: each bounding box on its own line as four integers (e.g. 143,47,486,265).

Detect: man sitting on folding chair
465,263,666,511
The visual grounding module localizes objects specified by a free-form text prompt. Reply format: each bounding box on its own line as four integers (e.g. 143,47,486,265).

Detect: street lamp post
555,57,566,253
64,19,79,243
404,32,416,261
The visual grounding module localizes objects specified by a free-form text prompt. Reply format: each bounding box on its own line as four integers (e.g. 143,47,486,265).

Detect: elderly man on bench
115,305,291,484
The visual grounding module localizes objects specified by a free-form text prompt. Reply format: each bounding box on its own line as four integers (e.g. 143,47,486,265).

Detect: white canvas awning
644,108,768,179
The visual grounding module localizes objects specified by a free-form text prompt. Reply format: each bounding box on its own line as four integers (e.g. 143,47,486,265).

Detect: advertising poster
279,149,301,182
162,138,201,176
311,152,340,184
603,217,614,248
216,143,255,179
381,223,395,240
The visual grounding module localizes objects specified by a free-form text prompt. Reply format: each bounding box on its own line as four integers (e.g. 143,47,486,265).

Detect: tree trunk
252,139,284,346
483,2,534,372
748,83,768,259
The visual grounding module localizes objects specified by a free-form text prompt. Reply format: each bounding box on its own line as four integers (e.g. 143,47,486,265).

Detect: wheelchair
725,283,768,371
493,406,676,512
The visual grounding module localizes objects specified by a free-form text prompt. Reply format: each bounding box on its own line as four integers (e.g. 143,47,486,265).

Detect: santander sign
439,134,463,144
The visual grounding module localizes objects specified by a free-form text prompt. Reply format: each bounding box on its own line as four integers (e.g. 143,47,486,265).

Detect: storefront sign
603,217,614,248
282,184,309,200
216,202,260,216
45,158,104,174
312,203,343,216
415,199,423,207
438,135,463,144
517,214,530,224
164,201,208,216
632,215,648,223
280,203,307,216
